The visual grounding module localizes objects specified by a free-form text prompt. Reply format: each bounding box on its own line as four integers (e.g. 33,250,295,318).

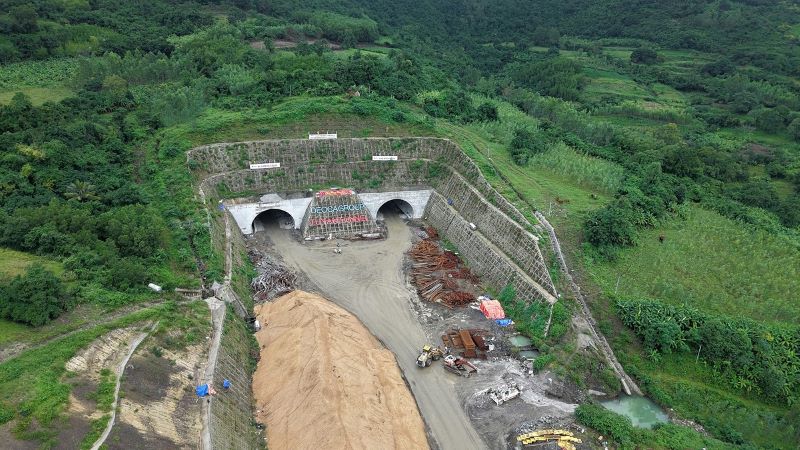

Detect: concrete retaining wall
188,138,528,226
190,138,557,301
434,174,556,296
425,192,555,304
209,310,262,450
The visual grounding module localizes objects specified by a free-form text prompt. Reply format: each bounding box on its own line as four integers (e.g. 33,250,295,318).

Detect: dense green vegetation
575,403,732,450
1,0,798,447
1,264,67,326
617,299,799,406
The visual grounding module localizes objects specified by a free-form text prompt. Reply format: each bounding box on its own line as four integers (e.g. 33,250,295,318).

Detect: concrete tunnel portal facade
226,190,433,235
377,199,414,219
252,209,295,232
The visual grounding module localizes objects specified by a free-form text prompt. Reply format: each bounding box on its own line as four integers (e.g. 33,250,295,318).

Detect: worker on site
223,379,231,390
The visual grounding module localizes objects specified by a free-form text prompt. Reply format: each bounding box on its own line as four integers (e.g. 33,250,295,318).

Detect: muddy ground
106,336,205,449
249,211,582,450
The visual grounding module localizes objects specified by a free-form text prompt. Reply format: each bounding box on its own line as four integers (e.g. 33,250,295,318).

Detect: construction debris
517,429,582,450
249,249,297,301
407,236,478,308
487,383,520,406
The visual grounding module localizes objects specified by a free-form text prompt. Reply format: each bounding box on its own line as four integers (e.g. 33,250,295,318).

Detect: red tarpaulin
480,300,505,320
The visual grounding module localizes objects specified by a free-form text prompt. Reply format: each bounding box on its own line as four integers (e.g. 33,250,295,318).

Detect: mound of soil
252,290,428,450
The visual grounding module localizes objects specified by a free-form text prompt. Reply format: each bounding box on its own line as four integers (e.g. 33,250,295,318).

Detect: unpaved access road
264,216,486,450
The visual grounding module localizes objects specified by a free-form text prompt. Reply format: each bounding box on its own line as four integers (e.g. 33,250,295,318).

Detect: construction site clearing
247,206,585,450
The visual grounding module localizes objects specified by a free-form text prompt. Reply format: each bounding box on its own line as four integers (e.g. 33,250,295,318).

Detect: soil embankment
252,290,429,450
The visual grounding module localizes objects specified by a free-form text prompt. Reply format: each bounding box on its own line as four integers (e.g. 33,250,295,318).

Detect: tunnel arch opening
377,199,414,221
252,209,295,233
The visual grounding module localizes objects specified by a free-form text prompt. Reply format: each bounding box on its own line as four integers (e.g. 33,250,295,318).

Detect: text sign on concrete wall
309,215,368,226
309,133,337,140
249,162,280,170
372,155,398,161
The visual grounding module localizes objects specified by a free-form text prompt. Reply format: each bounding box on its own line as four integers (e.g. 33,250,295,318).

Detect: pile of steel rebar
408,238,476,308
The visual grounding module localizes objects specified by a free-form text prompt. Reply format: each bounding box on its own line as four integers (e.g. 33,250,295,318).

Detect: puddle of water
508,335,533,348
600,395,669,429
518,350,539,360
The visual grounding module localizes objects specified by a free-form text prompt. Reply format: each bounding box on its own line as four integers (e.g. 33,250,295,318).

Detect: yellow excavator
416,344,445,367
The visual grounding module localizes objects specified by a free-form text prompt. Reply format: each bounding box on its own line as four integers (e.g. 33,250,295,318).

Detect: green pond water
518,350,539,360
508,335,533,347
600,395,669,429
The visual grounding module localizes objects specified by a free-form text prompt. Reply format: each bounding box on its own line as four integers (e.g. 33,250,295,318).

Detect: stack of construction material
516,429,582,450
441,328,492,359
408,238,477,308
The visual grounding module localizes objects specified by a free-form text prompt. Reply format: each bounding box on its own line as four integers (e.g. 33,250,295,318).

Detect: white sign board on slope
308,133,337,140
249,162,281,169
372,155,398,161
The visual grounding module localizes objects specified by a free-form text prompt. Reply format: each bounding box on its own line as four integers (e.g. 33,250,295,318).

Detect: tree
787,118,800,142
100,205,168,258
630,48,659,64
509,128,548,165
64,181,99,202
584,201,637,248
750,108,785,133
1,264,67,326
476,103,499,121
10,5,38,33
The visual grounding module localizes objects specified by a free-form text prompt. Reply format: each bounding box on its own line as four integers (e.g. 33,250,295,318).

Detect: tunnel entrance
252,209,295,233
377,199,414,221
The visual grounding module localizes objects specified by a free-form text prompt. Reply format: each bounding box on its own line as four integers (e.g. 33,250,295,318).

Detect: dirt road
265,216,486,450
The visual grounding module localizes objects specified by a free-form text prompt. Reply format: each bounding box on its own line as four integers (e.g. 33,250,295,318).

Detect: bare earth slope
252,290,429,450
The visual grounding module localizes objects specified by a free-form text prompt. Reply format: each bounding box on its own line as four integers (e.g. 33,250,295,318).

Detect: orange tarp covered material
480,300,505,319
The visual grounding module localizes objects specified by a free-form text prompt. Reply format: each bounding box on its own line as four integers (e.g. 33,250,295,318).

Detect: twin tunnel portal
226,190,431,237
253,199,413,230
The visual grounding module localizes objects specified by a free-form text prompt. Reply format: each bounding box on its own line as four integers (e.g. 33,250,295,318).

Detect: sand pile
252,290,429,450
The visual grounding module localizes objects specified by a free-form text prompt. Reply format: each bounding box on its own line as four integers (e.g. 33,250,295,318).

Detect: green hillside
0,0,798,447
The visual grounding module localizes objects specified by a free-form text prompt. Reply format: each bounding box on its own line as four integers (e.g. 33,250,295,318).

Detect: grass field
0,248,63,280
587,206,800,325
0,58,77,105
0,87,73,106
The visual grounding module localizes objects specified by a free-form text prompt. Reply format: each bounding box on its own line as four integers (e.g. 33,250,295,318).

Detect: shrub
630,48,659,64
0,264,68,326
575,403,635,448
584,201,637,248
532,354,555,372
476,102,499,121
509,128,548,165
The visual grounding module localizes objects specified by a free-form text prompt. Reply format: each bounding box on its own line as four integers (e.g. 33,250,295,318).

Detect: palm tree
64,181,99,202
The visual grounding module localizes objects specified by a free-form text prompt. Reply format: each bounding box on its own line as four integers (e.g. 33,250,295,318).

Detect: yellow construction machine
416,344,445,367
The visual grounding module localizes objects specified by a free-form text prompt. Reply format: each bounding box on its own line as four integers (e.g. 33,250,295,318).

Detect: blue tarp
196,384,209,397
495,319,513,327
223,379,231,389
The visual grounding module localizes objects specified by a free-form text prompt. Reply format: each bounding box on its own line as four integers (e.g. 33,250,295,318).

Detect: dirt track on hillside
264,216,486,450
